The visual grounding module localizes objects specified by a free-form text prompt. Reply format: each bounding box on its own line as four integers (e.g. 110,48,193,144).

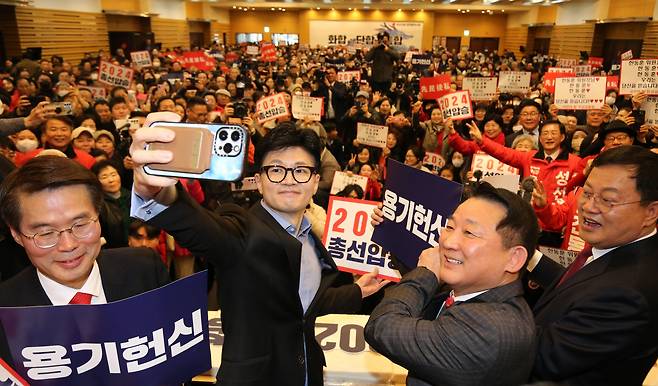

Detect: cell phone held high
143,122,248,181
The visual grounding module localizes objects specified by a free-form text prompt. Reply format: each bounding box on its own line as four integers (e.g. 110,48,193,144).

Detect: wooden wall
210,22,230,44
641,22,658,57
150,17,190,50
549,24,595,59
13,7,109,63
501,27,528,58
0,5,22,58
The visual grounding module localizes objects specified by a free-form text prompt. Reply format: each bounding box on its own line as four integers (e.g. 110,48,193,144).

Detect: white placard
255,92,290,123
330,171,368,195
548,67,574,74
621,50,634,61
246,45,259,56
98,61,134,88
336,71,361,83
554,76,607,110
470,152,519,179
574,65,592,77
481,174,521,194
356,122,388,148
437,90,473,121
292,95,323,121
619,59,658,95
498,71,531,94
557,58,578,68
309,20,423,50
462,77,497,100
130,50,152,69
87,86,107,100
641,96,658,125
539,246,578,268
323,197,401,281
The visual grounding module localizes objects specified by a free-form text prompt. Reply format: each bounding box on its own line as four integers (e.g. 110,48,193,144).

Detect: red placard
588,57,604,68
178,52,216,71
606,75,619,90
543,71,575,94
260,42,277,62
419,74,452,99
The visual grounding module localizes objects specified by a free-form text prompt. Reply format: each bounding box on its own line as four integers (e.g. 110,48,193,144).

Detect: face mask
91,72,98,80
15,139,39,153
153,60,161,68
605,96,616,105
571,137,584,152
452,157,464,168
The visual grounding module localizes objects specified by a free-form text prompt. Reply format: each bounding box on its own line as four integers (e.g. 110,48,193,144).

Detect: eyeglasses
261,165,317,184
21,217,99,249
604,134,630,142
520,112,539,118
579,191,642,213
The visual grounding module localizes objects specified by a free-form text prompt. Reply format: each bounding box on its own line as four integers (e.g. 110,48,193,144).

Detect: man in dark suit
0,156,170,364
129,120,387,386
506,99,541,148
528,145,658,385
312,65,352,124
365,183,538,386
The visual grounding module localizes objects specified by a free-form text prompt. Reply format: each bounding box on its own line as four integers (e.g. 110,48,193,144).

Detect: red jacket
447,131,506,157
480,137,581,206
534,188,586,251
15,147,96,169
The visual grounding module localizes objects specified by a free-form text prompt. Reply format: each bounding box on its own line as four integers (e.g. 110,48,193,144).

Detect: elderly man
366,183,538,386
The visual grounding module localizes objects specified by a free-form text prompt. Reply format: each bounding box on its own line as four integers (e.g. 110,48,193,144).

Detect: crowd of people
0,30,657,385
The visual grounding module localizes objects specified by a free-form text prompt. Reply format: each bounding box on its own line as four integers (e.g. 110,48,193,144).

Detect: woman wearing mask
12,129,40,154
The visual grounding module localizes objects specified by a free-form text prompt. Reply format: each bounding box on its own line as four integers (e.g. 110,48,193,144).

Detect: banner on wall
309,21,423,51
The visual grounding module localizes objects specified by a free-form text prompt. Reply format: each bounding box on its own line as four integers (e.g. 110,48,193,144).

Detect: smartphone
144,122,248,181
634,110,646,127
47,102,73,116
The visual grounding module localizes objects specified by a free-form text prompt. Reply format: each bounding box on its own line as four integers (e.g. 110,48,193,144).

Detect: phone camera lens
219,130,228,141
223,143,233,153
54,107,62,114
231,131,241,141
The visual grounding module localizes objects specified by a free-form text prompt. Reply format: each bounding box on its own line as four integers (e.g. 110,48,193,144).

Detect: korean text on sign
573,65,592,77
323,197,401,281
330,171,368,195
356,122,388,148
462,77,498,100
98,61,133,88
538,246,578,268
336,71,361,83
554,76,607,110
470,152,519,179
437,90,473,121
498,71,531,94
130,51,152,69
419,75,451,99
641,96,658,125
543,71,575,94
292,95,324,121
619,59,658,95
255,93,289,123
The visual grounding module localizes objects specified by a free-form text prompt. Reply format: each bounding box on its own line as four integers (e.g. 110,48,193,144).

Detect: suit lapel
27,268,53,306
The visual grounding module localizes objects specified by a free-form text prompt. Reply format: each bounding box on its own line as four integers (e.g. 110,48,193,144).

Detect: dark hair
44,116,74,130
539,119,566,136
482,114,504,131
91,159,119,177
75,113,101,128
94,99,109,109
471,182,539,257
254,122,322,169
517,99,541,114
336,184,364,199
0,156,103,231
156,97,175,111
108,96,127,110
407,145,426,162
591,145,658,204
129,219,161,239
186,96,208,110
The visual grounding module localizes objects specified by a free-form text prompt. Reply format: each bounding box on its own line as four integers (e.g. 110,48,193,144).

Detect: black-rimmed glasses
261,165,317,183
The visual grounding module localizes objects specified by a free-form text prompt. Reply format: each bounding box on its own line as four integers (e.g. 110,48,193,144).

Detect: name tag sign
437,90,473,121
621,50,633,61
372,159,463,268
641,96,658,125
498,71,531,94
330,171,368,195
98,61,133,88
0,272,210,386
356,122,388,148
462,77,497,100
419,74,451,99
410,54,431,70
470,152,519,179
554,76,606,110
336,71,361,83
323,197,401,281
255,93,289,123
292,95,324,121
548,67,574,74
574,65,592,77
619,59,658,95
557,58,578,68
130,51,152,69
539,246,578,268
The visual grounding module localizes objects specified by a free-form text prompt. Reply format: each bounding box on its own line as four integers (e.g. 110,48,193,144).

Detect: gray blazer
365,268,535,386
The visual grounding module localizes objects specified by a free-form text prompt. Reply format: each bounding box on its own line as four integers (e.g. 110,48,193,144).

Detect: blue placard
372,159,463,268
0,271,210,386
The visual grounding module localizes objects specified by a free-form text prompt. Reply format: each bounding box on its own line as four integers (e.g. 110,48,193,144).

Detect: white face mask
15,138,39,153
605,96,616,105
452,157,464,168
91,72,98,80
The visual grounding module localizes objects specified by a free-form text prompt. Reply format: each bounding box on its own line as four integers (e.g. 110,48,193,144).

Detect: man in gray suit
366,183,538,386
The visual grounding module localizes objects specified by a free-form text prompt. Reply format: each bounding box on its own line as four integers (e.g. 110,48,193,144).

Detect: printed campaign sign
372,159,463,268
410,54,431,70
292,95,324,121
606,75,619,90
548,67,574,73
539,246,578,268
462,77,497,100
619,59,658,95
0,272,210,386
641,96,658,125
330,171,368,195
260,43,277,62
308,20,423,51
0,358,29,386
356,122,388,148
336,71,361,83
588,57,604,68
98,61,133,88
470,152,519,179
543,70,575,94
554,76,607,110
574,65,592,77
404,51,418,63
621,50,634,61
130,51,151,69
419,74,451,99
255,92,289,123
323,197,401,281
557,58,578,68
423,152,445,173
481,174,520,194
498,71,531,94
246,45,259,56
87,86,107,100
179,52,216,71
437,90,473,121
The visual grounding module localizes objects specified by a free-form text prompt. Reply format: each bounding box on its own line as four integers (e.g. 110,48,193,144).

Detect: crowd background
0,38,656,303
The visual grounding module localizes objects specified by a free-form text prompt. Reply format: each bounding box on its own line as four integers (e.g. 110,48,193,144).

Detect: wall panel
502,27,528,58
641,22,658,57
150,17,190,49
0,5,22,58
549,24,595,59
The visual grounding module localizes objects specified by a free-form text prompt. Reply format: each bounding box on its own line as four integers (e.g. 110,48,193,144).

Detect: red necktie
69,292,93,305
557,245,593,287
444,290,456,308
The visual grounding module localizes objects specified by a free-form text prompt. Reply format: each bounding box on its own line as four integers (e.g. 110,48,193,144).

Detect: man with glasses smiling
505,99,542,147
128,121,387,386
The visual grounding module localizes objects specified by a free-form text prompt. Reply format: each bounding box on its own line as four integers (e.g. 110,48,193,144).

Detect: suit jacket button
298,355,305,366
